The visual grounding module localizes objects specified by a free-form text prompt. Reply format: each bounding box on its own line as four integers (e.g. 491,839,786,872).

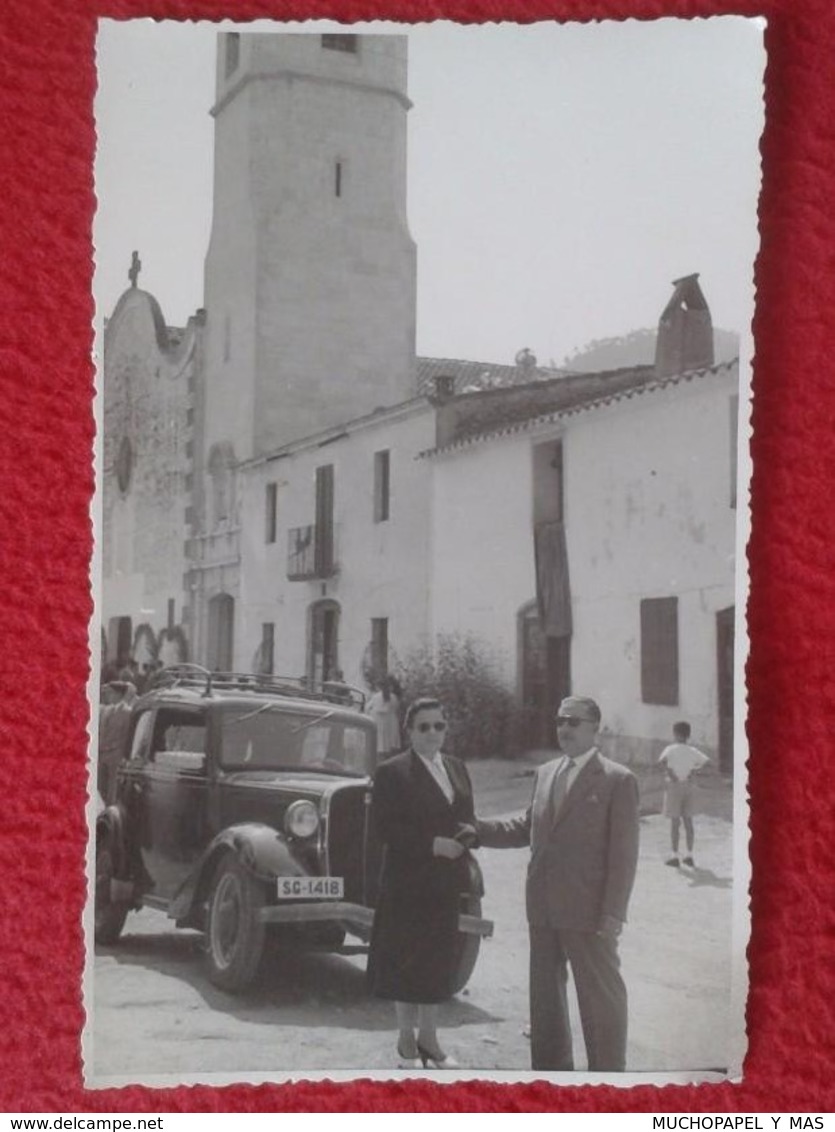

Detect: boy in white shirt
659,721,710,868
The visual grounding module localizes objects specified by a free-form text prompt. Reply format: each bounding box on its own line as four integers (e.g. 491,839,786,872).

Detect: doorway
308,600,340,688
716,606,734,775
107,616,133,667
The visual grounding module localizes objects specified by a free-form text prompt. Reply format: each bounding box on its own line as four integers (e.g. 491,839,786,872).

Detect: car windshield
219,704,374,777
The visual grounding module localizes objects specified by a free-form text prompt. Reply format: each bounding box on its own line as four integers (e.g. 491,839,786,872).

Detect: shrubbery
394,631,521,761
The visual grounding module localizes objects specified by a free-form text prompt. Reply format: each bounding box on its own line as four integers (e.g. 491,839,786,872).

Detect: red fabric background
0,0,830,1114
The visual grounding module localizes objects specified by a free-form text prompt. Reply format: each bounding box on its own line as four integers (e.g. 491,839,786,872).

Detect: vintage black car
94,665,492,993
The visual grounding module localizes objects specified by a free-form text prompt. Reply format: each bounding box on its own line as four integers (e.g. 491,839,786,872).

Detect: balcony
287,523,338,581
188,525,241,571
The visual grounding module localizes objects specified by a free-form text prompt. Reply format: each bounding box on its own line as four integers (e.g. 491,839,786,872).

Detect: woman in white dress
365,676,402,757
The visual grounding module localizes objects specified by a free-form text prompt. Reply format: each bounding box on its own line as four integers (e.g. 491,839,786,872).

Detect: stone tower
201,31,417,464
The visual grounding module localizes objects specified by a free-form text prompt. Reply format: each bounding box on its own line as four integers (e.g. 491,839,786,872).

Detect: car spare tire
94,839,130,945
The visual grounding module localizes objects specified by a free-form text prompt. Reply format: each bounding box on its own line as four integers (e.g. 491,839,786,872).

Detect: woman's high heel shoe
396,1042,422,1070
417,1042,459,1069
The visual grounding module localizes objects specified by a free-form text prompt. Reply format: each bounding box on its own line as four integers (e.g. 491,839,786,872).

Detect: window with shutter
314,465,335,576
265,482,278,544
640,596,679,705
373,450,390,522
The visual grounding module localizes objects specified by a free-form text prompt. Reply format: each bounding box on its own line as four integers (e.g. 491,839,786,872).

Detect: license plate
277,876,344,899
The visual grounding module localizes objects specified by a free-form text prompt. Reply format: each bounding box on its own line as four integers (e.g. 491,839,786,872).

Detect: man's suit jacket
478,749,640,932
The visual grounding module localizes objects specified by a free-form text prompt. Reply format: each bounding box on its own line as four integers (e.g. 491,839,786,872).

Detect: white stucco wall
429,366,739,759
237,404,435,686
429,438,535,685
565,370,738,758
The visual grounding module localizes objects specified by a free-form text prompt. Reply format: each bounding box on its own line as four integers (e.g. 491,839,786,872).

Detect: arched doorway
308,600,340,688
207,594,235,672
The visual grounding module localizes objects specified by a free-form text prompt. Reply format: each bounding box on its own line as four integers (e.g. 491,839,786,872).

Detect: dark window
729,394,739,509
321,34,357,53
128,712,154,763
265,482,278,544
186,407,194,427
261,623,275,675
314,464,335,576
167,598,175,630
371,618,389,679
640,597,679,705
225,33,240,77
335,161,342,198
373,449,390,522
150,708,207,768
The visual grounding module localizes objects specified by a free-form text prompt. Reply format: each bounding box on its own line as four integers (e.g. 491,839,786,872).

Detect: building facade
99,30,740,771
99,286,202,676
425,360,738,770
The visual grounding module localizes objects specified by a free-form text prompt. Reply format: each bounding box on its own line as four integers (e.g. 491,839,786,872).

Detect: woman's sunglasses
416,721,447,733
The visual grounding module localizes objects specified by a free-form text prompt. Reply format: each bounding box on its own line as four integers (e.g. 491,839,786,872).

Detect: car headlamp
284,800,320,839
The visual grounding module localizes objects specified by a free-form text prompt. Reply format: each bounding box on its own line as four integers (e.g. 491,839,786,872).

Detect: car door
134,704,209,901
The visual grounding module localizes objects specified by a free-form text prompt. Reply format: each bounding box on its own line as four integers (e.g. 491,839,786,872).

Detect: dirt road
87,763,737,1085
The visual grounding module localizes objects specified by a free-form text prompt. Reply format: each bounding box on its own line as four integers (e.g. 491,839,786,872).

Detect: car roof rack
150,664,366,709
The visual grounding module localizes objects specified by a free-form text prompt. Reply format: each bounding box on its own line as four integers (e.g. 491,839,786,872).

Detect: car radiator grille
326,783,381,907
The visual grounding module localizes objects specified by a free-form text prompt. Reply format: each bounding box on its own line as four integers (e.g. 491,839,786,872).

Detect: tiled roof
419,359,738,459
416,355,566,395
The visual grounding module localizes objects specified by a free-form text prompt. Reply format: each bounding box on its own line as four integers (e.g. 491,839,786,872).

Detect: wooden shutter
314,465,334,576
640,597,679,705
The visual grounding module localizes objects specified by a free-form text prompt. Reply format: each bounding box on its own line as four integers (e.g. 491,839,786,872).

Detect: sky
94,18,765,368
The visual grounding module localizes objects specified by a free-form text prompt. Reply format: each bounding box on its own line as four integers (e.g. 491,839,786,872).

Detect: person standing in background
659,720,710,868
365,675,402,757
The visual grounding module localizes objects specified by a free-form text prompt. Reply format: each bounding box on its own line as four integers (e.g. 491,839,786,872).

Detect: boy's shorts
663,779,697,819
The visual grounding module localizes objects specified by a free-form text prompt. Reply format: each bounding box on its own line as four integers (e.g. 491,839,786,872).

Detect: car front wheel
205,856,266,992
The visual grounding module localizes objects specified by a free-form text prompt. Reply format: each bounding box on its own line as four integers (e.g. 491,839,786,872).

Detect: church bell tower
202,31,417,462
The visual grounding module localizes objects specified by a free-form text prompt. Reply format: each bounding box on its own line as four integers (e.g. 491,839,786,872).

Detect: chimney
654,274,714,378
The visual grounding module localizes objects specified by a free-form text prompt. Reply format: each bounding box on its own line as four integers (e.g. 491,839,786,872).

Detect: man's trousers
529,924,628,1072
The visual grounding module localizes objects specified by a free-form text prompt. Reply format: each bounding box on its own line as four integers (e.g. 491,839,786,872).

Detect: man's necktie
550,757,574,823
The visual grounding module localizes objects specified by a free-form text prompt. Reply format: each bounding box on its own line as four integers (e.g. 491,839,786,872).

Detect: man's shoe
682,856,695,867
665,856,680,867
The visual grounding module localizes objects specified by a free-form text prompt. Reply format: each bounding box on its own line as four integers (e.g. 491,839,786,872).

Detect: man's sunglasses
416,721,447,733
555,716,594,728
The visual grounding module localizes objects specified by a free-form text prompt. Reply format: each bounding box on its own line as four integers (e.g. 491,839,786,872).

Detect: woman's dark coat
367,748,476,1003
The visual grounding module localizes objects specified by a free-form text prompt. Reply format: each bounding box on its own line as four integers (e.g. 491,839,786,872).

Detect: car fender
170,823,305,924
462,852,485,900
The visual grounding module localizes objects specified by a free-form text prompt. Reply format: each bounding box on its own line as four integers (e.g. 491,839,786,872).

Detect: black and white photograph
87,18,764,1087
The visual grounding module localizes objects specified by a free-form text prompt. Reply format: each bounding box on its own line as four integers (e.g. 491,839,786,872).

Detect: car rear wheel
205,856,266,992
94,840,129,945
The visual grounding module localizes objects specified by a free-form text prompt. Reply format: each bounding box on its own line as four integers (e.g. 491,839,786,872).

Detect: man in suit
476,695,640,1072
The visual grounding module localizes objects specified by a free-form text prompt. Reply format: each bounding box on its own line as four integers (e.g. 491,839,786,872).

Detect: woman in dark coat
367,696,477,1069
